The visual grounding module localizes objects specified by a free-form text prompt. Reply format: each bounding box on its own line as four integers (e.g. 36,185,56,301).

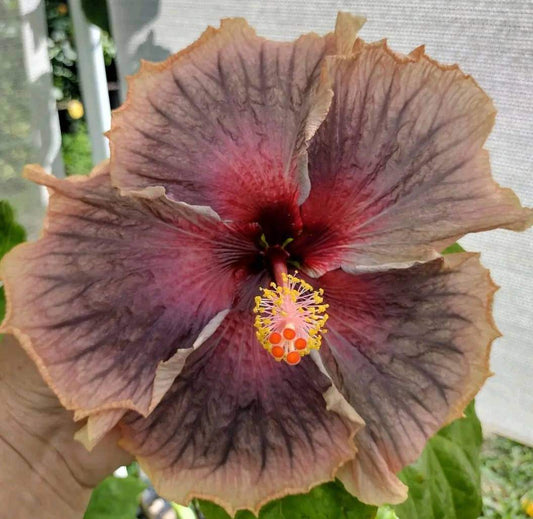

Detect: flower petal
119,310,362,516
316,253,498,504
0,165,260,419
108,18,333,241
337,433,408,505
297,41,532,275
75,309,231,449
74,409,126,451
334,12,366,55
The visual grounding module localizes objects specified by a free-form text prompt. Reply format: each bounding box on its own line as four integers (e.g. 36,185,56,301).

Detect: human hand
0,334,132,519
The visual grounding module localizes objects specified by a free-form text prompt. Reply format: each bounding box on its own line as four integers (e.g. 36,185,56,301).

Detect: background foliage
84,465,147,519
395,402,483,519
46,0,115,103
481,436,533,519
0,201,26,318
45,0,113,176
197,481,377,519
62,121,92,176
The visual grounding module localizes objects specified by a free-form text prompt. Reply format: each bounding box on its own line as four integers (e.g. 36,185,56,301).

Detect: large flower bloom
1,13,531,515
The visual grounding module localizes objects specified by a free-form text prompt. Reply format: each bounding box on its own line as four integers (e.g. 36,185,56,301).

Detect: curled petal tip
74,409,126,451
138,58,160,73
22,163,49,182
335,11,366,55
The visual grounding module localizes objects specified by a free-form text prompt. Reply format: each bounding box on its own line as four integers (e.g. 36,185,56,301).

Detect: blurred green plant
62,120,92,175
47,0,78,102
81,0,111,33
0,200,26,320
45,0,115,103
481,436,533,519
84,463,147,519
442,242,465,254
376,507,399,519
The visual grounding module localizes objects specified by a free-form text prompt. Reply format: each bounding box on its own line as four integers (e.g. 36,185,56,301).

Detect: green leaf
197,500,243,519
81,0,110,33
375,507,399,519
441,243,465,254
62,121,93,176
84,473,147,519
394,401,483,519
199,480,377,519
0,200,26,321
0,200,26,258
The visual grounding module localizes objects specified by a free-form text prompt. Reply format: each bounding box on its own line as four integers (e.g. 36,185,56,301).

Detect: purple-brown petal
0,164,260,420
296,40,532,275
119,310,362,515
108,18,334,241
316,253,498,504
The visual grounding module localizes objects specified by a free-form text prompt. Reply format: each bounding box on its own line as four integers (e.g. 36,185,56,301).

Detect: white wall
1,0,64,238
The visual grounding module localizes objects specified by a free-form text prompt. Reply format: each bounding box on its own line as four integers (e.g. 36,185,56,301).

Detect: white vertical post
18,0,65,178
17,0,64,237
69,0,111,164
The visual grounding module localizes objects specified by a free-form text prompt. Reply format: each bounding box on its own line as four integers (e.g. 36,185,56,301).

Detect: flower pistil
254,272,328,365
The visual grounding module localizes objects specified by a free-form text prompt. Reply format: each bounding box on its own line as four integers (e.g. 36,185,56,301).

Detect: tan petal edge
337,448,408,506
74,408,126,451
335,11,366,55
440,252,501,426
328,37,497,143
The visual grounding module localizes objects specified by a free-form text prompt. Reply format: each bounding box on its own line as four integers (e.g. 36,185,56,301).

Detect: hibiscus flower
1,12,531,515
